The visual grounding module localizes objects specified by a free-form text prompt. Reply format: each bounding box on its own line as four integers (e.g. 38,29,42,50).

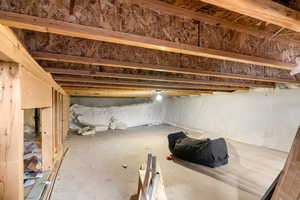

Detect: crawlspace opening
23,108,43,198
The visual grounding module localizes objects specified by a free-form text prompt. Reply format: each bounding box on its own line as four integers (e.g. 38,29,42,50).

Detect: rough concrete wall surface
163,88,300,152
71,101,164,130
71,97,151,107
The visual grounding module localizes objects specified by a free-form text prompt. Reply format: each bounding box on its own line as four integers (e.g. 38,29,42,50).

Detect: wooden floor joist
200,0,300,33
63,87,212,97
45,67,274,88
0,11,296,70
34,52,299,84
130,0,300,45
54,76,245,91
58,82,226,93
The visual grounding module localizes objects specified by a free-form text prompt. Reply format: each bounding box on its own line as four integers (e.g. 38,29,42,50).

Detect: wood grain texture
20,67,52,109
45,67,274,88
33,52,299,84
0,62,23,200
64,87,212,97
0,11,295,70
200,0,300,32
42,107,53,171
0,25,65,94
272,127,300,200
130,0,300,46
53,76,246,91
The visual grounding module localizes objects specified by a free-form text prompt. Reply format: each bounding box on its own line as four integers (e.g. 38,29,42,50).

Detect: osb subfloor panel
51,125,287,200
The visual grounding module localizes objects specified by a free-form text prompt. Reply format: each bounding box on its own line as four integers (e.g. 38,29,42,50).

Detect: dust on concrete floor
51,124,287,200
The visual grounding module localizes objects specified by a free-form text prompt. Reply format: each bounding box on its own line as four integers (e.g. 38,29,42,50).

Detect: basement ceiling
1,0,300,97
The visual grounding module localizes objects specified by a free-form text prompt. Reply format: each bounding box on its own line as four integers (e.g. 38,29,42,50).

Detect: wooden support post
0,62,24,200
41,107,53,171
271,127,300,200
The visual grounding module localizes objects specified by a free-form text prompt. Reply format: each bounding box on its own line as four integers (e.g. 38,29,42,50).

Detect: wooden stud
41,107,53,171
0,62,23,200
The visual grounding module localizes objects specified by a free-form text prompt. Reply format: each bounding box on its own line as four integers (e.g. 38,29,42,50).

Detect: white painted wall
163,88,300,152
71,97,150,107
71,101,164,129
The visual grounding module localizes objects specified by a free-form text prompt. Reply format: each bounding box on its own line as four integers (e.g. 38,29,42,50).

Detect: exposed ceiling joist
33,51,299,84
200,0,300,32
45,67,274,88
0,25,65,93
0,11,295,70
64,87,213,97
54,76,245,91
59,82,218,92
130,0,297,45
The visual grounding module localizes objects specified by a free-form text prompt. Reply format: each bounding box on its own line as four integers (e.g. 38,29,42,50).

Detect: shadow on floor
172,142,262,198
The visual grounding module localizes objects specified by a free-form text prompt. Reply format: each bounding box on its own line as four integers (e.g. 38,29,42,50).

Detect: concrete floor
51,125,287,200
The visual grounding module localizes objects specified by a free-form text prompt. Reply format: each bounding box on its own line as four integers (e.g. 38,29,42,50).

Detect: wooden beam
272,127,300,200
34,52,299,84
130,0,299,45
53,76,246,91
63,87,212,97
45,67,274,88
200,0,300,33
58,82,223,92
0,25,66,94
0,63,23,200
0,11,295,70
20,67,52,109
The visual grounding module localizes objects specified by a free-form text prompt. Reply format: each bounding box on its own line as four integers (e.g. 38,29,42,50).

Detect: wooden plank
53,76,246,91
200,0,300,33
272,127,300,200
64,87,212,97
0,25,65,94
62,96,69,140
130,0,300,45
59,82,221,91
41,107,53,171
0,62,24,200
20,67,52,109
0,11,295,70
45,67,274,88
34,52,299,84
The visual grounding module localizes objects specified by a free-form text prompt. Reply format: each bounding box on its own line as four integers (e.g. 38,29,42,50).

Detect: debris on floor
24,140,43,196
109,117,128,130
78,126,96,136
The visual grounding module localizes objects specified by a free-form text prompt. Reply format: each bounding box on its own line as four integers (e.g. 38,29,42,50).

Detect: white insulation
70,102,164,130
163,88,300,152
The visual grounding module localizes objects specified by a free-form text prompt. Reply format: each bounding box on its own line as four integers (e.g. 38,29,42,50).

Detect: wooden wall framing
0,25,69,200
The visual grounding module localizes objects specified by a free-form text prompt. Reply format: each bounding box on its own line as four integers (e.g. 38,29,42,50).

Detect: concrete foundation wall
163,89,300,152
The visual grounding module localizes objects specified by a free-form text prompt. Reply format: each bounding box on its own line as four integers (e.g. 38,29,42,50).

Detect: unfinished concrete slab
51,125,287,200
